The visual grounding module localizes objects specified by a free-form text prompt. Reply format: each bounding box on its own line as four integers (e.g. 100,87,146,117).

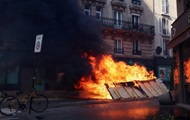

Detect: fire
174,67,180,84
184,58,190,83
75,54,156,99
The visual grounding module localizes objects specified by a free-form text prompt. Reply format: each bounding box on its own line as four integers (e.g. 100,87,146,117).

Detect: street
0,98,190,120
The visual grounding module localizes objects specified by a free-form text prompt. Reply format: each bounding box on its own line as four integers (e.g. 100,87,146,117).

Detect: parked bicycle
0,89,48,116
0,91,8,98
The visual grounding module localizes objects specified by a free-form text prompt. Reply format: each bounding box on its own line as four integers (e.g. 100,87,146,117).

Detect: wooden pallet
106,79,169,100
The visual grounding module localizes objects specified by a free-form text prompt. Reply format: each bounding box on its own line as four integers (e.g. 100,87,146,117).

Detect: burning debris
105,79,169,100
75,55,169,100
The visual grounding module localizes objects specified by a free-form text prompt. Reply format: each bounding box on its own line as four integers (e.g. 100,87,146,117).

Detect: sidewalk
1,91,190,119
177,103,190,110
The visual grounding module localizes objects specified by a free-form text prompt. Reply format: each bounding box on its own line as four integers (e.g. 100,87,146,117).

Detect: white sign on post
34,34,43,53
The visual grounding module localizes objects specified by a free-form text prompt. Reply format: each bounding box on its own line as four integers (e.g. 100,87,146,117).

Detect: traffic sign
34,34,43,53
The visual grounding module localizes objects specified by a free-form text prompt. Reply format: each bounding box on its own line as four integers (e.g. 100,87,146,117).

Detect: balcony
114,48,124,54
96,17,155,35
132,50,141,55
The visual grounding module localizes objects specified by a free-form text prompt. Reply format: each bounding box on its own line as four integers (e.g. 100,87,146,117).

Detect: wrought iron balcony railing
132,50,142,55
114,48,124,54
92,16,155,35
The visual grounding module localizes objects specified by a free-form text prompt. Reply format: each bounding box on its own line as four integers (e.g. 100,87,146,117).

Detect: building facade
79,0,177,87
168,0,190,104
153,0,177,88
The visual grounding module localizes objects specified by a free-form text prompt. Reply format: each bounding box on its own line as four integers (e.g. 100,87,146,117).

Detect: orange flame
75,54,156,99
184,58,190,83
174,67,180,85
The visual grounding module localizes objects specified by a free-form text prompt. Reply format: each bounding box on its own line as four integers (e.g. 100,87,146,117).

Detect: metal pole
32,54,38,89
29,53,38,113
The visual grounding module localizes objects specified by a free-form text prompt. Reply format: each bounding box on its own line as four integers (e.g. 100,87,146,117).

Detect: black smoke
0,0,108,90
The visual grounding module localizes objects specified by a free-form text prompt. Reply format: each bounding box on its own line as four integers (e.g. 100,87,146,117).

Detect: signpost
34,34,43,53
32,34,43,88
30,34,43,113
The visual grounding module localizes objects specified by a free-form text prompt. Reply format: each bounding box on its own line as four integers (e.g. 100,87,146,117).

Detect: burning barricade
75,55,172,103
105,79,169,100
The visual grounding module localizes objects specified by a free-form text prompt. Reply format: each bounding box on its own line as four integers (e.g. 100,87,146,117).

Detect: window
114,40,123,54
132,0,141,5
159,17,169,35
163,40,169,55
158,66,171,81
0,51,19,89
114,11,122,27
96,7,102,20
7,66,19,84
133,40,141,55
132,15,140,29
0,72,5,84
162,0,169,14
84,5,91,16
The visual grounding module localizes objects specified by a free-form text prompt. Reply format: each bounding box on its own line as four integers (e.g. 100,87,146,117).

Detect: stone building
79,0,177,87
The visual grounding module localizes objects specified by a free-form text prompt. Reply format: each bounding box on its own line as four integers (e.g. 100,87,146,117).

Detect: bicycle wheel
31,94,48,113
0,96,20,116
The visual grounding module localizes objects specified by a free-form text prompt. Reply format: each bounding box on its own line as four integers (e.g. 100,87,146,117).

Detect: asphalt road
0,98,190,120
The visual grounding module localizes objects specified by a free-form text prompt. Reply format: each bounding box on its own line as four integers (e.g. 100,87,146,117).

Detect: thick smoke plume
0,0,108,90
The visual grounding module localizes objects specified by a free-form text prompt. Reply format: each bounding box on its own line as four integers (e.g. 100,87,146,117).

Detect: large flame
75,54,156,99
184,58,190,83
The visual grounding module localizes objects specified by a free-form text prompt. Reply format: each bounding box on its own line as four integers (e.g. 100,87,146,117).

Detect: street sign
34,34,43,53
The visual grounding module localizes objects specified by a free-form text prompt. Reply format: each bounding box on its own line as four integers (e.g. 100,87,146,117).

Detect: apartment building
168,0,190,103
153,0,177,86
79,0,177,84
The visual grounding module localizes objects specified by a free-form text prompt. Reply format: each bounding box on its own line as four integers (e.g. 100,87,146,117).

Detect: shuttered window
162,0,169,14
132,15,140,29
159,17,169,35
133,40,141,55
84,5,91,16
114,11,122,27
96,7,102,20
114,40,123,54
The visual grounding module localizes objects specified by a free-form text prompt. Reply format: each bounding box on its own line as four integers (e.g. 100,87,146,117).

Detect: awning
167,27,190,49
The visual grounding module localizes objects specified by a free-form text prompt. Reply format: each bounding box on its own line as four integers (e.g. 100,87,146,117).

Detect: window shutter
114,11,117,24
159,18,162,33
96,7,102,20
138,41,141,51
120,12,123,26
166,19,169,35
84,5,91,16
166,0,169,14
161,39,163,54
118,40,122,49
162,0,166,13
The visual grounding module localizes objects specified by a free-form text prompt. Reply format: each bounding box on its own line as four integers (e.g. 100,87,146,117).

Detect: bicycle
0,91,8,98
0,89,48,116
